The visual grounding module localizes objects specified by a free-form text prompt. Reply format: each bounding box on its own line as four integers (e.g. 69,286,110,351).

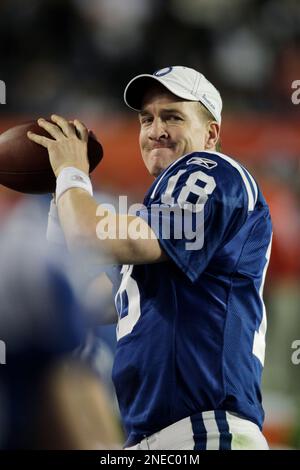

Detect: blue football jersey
110,150,272,447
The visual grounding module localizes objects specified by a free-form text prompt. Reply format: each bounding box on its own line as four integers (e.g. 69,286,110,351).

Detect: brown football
0,121,103,194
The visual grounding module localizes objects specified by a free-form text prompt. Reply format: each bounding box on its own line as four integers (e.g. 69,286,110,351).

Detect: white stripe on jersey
242,166,258,206
205,150,257,211
252,234,273,365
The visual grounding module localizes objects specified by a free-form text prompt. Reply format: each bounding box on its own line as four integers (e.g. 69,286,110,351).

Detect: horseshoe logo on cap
153,67,173,77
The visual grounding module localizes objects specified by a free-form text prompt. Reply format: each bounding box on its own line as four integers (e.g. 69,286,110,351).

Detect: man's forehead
141,85,192,111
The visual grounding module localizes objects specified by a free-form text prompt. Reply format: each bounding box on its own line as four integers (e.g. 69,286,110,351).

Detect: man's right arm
57,188,168,266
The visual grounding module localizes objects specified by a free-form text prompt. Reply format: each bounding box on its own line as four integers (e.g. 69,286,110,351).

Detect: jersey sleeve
138,161,249,283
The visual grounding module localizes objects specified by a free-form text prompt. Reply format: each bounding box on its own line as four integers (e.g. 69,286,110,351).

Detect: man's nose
148,118,168,140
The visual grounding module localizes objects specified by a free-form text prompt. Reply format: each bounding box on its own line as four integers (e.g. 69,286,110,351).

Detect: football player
28,66,272,450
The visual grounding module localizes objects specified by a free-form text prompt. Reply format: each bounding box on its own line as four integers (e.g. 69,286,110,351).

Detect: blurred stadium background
0,0,300,450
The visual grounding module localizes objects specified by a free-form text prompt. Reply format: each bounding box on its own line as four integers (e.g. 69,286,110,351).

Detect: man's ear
205,122,220,150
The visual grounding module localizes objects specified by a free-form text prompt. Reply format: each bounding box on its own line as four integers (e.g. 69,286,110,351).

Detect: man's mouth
150,144,173,150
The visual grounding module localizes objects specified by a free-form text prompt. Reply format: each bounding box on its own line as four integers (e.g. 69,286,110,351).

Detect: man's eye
168,115,182,121
141,117,153,124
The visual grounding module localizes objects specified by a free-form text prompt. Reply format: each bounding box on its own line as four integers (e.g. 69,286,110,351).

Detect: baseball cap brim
124,74,201,112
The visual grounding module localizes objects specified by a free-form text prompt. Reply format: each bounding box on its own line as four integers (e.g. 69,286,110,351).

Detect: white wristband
56,167,93,205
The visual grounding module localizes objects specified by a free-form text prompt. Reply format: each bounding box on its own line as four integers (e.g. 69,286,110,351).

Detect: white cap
124,66,222,124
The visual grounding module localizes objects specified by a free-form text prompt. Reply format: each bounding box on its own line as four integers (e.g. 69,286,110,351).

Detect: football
0,121,103,194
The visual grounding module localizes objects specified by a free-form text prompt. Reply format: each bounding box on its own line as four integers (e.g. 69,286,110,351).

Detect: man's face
139,86,210,177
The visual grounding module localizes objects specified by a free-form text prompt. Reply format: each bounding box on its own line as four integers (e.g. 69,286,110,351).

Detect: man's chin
145,148,180,176
150,162,173,177
151,168,164,177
